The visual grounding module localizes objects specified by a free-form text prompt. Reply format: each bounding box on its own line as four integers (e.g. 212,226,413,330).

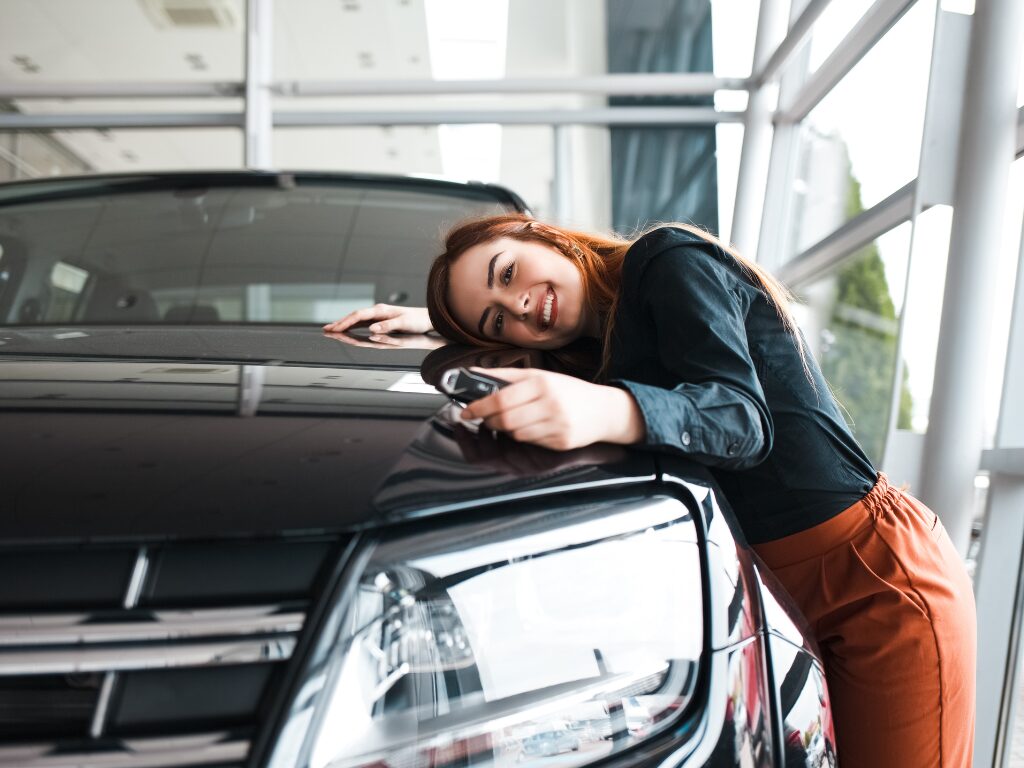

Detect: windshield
0,176,516,326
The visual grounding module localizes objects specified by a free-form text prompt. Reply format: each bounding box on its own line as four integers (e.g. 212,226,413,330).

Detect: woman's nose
516,291,530,320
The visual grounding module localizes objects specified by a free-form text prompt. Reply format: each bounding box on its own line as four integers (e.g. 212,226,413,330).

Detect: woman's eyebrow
478,250,504,336
486,251,503,288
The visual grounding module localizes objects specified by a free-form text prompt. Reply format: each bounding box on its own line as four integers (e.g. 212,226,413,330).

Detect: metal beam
1018,105,1023,156
918,0,1024,556
0,82,242,99
776,0,916,124
974,472,1024,768
974,132,1024,768
778,181,915,287
244,0,273,169
552,125,572,225
276,73,748,97
0,107,742,131
880,8,972,474
732,0,789,256
273,107,742,127
754,0,816,270
0,74,748,101
0,112,242,129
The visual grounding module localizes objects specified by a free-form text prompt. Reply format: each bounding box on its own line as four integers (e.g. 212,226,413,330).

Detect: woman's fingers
321,305,434,335
454,369,637,451
321,309,378,333
461,370,547,421
321,304,402,333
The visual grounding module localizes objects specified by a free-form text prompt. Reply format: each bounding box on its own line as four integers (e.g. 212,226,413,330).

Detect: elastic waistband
752,472,899,569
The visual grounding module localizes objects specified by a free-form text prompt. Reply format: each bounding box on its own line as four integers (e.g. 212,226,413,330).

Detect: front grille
0,536,347,768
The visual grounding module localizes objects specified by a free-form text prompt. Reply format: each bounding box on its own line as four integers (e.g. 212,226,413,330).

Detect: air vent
140,0,237,29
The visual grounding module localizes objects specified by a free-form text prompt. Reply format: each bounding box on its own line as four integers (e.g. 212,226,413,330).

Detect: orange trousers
753,473,977,767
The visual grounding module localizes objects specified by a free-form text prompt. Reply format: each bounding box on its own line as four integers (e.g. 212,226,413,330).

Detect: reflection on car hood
0,338,657,542
0,325,432,368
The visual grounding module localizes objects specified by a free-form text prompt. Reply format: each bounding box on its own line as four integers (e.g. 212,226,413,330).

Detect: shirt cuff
611,379,701,454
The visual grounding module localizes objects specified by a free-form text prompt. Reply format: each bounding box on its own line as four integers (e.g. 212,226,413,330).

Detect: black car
0,172,836,768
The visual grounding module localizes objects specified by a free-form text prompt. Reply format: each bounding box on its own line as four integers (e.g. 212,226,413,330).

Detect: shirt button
681,431,691,446
727,441,739,456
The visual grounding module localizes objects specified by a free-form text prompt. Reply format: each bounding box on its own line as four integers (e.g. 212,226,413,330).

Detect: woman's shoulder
622,225,734,295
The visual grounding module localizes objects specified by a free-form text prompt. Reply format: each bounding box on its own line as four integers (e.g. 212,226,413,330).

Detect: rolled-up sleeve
611,247,774,470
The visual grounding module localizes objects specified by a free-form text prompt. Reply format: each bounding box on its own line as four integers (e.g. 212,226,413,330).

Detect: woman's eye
502,263,514,285
495,311,504,335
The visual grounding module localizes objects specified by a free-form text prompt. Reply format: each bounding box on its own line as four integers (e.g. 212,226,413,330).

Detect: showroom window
788,0,936,256
793,221,912,464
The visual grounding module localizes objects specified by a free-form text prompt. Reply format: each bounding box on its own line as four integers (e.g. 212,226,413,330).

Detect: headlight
270,494,703,768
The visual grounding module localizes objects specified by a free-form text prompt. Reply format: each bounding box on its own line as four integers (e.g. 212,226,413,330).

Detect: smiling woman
324,211,978,768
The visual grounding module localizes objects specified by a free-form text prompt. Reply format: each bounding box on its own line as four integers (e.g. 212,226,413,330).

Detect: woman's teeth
542,292,554,326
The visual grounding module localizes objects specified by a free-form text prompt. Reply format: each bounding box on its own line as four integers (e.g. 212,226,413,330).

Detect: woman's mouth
539,287,557,330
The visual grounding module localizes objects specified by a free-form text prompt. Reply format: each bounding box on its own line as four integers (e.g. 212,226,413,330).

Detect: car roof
0,170,530,212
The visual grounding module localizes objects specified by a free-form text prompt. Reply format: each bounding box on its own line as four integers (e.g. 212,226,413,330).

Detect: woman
324,213,977,767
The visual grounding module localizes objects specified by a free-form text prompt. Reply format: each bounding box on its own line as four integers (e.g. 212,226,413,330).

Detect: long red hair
426,213,808,378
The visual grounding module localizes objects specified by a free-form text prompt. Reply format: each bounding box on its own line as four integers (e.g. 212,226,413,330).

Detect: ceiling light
140,0,237,29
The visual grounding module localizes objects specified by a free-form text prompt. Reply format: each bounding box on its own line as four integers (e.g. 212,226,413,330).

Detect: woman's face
447,237,598,349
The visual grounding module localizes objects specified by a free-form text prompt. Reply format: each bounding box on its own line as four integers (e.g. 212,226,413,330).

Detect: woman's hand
460,368,646,451
322,304,432,335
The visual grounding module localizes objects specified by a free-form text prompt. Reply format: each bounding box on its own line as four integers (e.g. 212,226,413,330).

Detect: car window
0,178,513,326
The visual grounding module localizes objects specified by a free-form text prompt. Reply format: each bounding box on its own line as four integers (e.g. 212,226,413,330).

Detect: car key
439,367,509,405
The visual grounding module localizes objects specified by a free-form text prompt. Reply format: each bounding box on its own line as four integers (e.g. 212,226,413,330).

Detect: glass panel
273,125,446,177
794,221,913,464
0,0,244,81
806,0,875,73
272,0,505,81
0,132,91,182
0,128,244,179
711,0,761,78
2,0,245,176
272,125,617,231
986,155,1024,445
607,0,721,235
0,178,516,326
790,0,936,254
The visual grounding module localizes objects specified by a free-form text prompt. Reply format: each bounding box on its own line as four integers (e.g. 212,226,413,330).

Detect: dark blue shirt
607,227,876,544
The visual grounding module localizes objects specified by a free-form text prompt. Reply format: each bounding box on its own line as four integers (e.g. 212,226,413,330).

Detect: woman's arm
609,246,774,469
322,304,432,335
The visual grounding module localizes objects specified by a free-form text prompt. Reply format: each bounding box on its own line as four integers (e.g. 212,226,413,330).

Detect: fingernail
369,324,381,332
369,335,383,342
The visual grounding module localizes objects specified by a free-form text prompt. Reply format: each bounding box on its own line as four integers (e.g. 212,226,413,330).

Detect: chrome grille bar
123,547,149,610
0,732,249,767
89,671,117,739
0,607,305,646
0,635,297,675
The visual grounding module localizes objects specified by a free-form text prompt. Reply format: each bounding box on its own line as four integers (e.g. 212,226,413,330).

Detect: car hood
0,328,657,542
